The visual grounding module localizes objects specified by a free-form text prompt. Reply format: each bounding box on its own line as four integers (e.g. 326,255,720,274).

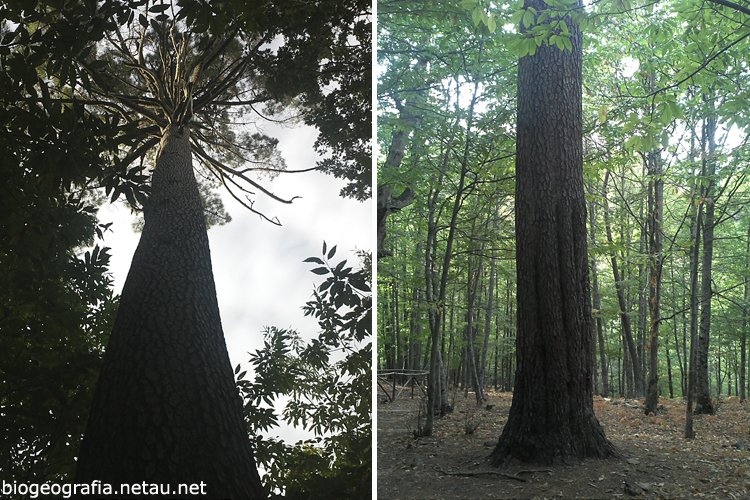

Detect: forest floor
377,388,750,499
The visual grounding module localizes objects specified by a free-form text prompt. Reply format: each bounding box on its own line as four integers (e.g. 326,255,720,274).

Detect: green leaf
149,4,170,12
304,257,325,265
327,245,337,259
598,105,607,124
472,6,484,26
457,0,478,9
523,9,535,28
487,14,497,33
624,136,640,149
311,267,330,275
562,35,572,51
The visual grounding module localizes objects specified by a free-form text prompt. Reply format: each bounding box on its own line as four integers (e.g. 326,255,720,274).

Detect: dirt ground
377,388,750,499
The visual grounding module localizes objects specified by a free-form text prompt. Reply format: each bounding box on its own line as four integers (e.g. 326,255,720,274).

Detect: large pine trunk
490,0,620,465
76,126,264,499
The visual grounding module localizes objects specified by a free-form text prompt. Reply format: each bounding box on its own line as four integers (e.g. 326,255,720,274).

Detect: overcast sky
97,122,372,444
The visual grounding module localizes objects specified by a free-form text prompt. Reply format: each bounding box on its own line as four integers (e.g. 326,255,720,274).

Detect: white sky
96,122,372,444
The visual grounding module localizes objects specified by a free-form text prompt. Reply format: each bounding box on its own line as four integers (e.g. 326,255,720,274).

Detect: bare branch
705,0,750,16
198,155,283,226
116,136,161,170
190,138,300,205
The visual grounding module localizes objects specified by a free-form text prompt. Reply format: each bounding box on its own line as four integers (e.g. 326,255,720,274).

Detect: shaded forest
2,0,371,497
378,0,750,424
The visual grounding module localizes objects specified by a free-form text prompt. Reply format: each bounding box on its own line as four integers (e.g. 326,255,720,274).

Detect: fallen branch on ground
433,465,551,482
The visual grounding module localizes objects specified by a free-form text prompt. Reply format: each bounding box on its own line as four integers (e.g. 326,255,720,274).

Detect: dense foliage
238,245,372,499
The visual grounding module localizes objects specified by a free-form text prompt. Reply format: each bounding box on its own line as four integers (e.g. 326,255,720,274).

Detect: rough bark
76,126,264,499
489,2,620,465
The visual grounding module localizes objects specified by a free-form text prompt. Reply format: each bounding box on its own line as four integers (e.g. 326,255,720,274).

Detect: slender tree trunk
741,221,749,402
666,336,674,399
671,265,685,397
480,204,499,396
76,126,264,499
425,78,480,434
686,172,704,437
489,3,619,464
589,197,609,397
494,315,500,390
603,172,643,397
394,281,403,372
645,148,664,415
441,302,449,408
465,253,485,403
623,331,633,398
637,174,648,394
696,112,718,415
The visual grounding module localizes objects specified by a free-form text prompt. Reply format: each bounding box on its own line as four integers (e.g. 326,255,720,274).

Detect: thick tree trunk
377,74,425,260
377,185,415,260
76,126,264,499
489,3,619,464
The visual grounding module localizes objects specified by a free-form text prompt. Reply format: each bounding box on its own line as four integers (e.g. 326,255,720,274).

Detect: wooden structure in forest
377,369,428,402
